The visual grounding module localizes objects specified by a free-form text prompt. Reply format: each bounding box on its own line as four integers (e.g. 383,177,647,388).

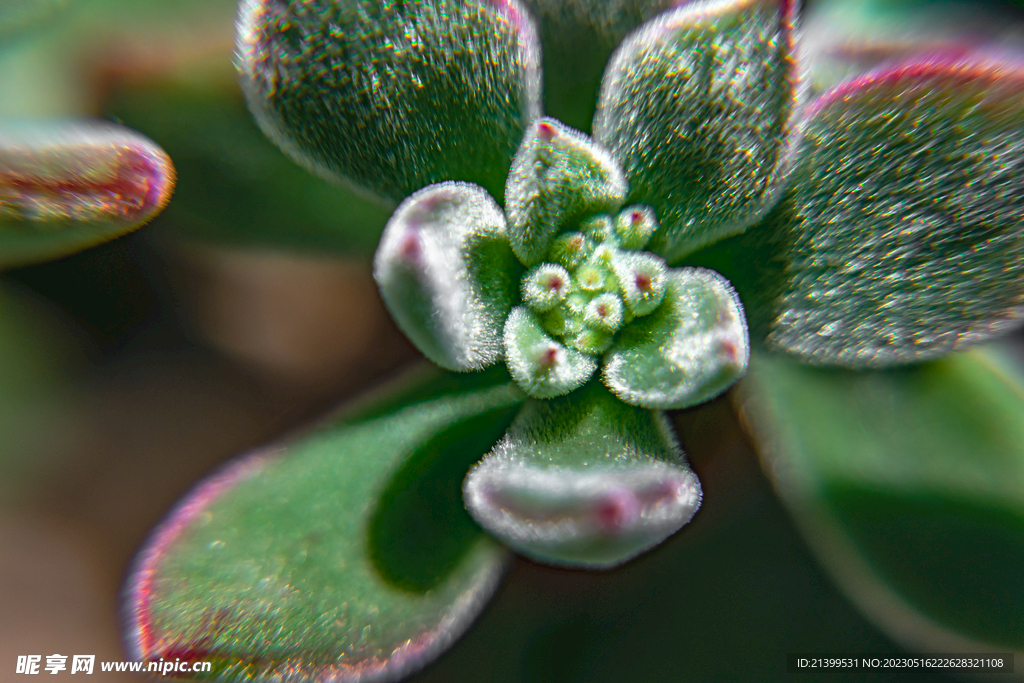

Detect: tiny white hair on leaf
464,460,701,566
503,306,597,398
464,386,702,567
594,0,801,263
374,182,519,372
604,267,749,409
236,0,543,205
505,118,628,265
610,249,668,316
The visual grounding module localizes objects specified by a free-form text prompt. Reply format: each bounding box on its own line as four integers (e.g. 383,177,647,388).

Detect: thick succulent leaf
0,121,173,268
593,0,799,263
738,345,1024,651
609,249,668,316
104,72,391,256
518,0,676,131
503,305,597,398
237,0,541,205
375,182,521,372
505,118,627,265
127,370,525,682
604,268,748,409
464,381,700,567
748,61,1024,367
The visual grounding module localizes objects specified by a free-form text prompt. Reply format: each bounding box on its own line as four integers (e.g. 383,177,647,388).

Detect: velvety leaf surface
414,397,955,683
503,305,597,398
604,268,748,409
739,345,1024,650
745,62,1024,367
518,0,676,131
238,0,541,205
0,121,173,268
464,381,701,567
104,77,390,256
375,182,521,372
128,375,525,681
593,0,799,263
505,118,627,266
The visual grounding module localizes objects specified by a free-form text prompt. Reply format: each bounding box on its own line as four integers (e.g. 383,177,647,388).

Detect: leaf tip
464,459,702,568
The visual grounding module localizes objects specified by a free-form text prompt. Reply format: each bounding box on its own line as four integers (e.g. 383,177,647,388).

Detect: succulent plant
123,0,1024,680
0,3,175,266
0,122,174,268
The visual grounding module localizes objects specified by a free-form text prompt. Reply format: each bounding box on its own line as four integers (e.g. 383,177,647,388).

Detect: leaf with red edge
0,121,174,268
126,369,524,682
749,60,1024,367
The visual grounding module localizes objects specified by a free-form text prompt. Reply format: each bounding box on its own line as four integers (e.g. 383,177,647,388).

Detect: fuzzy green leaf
0,121,173,269
609,249,668,316
503,305,597,398
375,182,521,372
604,268,748,409
505,118,627,265
464,380,700,567
753,62,1024,367
594,0,799,263
739,346,1024,650
127,372,525,681
237,0,541,205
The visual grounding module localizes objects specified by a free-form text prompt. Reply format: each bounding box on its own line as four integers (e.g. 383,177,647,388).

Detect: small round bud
613,251,667,316
570,327,613,355
614,205,658,250
580,214,614,243
576,264,607,292
584,293,625,333
548,231,592,270
523,263,571,311
564,291,591,316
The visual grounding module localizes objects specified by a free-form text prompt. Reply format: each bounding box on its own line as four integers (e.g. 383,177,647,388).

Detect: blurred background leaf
739,344,1024,654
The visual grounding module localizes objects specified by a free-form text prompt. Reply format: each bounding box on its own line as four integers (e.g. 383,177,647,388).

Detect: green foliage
464,381,701,566
505,119,627,265
740,345,1024,648
518,0,671,132
503,305,598,398
375,182,521,371
129,372,524,680
238,0,540,205
690,62,1024,367
765,64,1024,366
594,0,799,262
114,0,1024,678
604,268,748,409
